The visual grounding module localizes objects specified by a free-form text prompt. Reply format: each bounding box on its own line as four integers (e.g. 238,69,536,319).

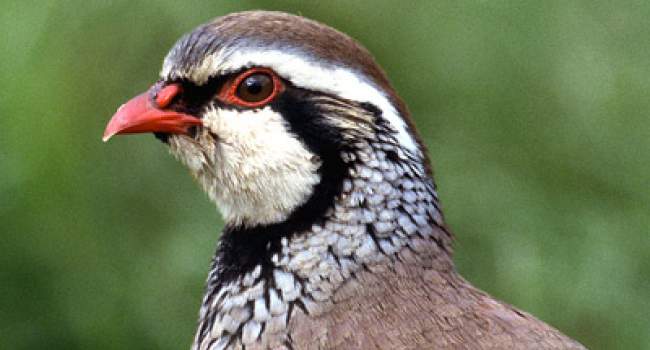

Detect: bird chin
154,125,201,144
153,132,170,143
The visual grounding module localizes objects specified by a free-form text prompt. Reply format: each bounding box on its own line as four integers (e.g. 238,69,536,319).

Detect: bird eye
220,68,282,108
237,73,273,103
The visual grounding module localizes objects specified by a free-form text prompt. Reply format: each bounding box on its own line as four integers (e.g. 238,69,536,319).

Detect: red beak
103,84,202,142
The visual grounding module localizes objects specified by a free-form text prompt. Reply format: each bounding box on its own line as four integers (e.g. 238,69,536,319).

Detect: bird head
104,11,429,229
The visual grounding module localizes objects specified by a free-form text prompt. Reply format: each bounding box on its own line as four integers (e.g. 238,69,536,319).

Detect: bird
103,10,587,350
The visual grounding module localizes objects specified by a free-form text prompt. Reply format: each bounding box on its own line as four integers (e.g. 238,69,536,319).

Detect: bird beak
102,84,202,142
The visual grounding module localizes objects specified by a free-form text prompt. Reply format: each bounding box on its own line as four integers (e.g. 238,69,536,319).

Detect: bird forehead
161,11,387,85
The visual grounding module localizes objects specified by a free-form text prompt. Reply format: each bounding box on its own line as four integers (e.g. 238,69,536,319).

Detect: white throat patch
168,106,321,226
162,48,420,154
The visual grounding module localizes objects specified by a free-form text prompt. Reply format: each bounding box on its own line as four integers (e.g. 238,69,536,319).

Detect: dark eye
218,68,283,108
236,73,273,103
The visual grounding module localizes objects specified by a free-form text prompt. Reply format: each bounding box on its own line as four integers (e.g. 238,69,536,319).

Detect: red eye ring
218,67,283,108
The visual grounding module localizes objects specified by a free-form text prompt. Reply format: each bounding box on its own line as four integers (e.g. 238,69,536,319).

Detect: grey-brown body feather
286,242,585,350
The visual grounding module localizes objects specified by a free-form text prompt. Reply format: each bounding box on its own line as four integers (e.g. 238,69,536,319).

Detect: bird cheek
199,108,227,140
166,136,209,171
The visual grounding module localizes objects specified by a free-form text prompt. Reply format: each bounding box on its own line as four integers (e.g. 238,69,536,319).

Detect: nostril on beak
155,84,183,109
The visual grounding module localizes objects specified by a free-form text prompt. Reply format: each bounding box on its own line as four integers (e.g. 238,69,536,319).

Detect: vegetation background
2,1,648,349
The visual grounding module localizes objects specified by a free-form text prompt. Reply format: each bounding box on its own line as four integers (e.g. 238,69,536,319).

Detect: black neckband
212,86,364,285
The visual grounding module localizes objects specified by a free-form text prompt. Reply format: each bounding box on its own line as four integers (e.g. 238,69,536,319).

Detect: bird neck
192,138,454,349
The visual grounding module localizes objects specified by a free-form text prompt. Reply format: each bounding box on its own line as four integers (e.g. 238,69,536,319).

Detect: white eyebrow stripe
162,48,420,153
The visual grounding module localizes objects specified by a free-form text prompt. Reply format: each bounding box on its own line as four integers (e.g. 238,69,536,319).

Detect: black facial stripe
161,69,266,117
212,86,372,286
152,75,228,144
160,70,382,120
172,76,225,116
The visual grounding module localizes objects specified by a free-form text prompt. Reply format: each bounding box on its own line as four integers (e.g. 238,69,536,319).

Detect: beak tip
102,132,114,142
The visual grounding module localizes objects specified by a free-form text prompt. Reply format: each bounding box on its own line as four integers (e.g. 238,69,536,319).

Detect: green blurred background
1,1,648,349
